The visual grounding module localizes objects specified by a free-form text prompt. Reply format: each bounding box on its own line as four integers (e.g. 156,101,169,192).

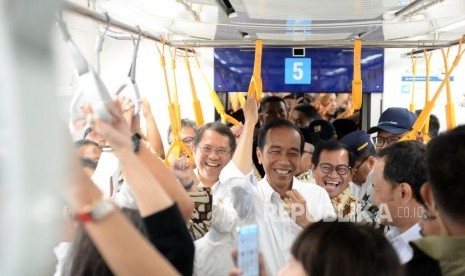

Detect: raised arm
69,161,179,276
232,93,259,174
92,101,173,217
141,98,165,159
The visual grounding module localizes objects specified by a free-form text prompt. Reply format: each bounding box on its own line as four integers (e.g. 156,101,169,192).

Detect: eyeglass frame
354,156,370,172
372,136,402,147
317,163,352,176
197,145,231,157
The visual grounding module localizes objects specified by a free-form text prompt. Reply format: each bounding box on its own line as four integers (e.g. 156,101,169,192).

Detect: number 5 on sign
285,58,311,84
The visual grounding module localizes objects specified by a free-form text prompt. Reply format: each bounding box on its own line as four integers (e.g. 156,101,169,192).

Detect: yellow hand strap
155,39,193,165
238,92,246,108
184,48,204,126
401,36,465,141
441,46,457,130
409,51,418,112
248,39,263,101
352,39,363,110
421,50,433,141
194,53,241,126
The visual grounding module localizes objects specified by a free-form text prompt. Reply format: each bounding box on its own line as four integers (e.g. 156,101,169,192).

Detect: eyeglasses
168,136,194,146
354,156,370,172
372,136,402,147
318,163,351,175
198,146,231,157
421,211,437,221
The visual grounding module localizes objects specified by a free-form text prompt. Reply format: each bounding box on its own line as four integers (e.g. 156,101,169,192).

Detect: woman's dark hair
292,221,404,276
64,208,146,276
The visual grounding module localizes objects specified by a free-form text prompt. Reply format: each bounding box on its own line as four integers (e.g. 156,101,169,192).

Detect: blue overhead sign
213,48,384,93
285,58,311,84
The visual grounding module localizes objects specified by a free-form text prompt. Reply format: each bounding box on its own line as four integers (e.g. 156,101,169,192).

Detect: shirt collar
259,175,297,203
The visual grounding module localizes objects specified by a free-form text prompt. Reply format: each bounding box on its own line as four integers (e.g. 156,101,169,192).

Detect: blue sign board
213,48,384,93
285,58,311,84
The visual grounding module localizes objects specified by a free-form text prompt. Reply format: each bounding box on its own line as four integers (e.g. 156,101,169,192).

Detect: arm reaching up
141,98,165,159
232,93,259,175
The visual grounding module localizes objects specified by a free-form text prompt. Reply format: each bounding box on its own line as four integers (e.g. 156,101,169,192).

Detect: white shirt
220,162,335,276
53,242,72,276
194,180,238,276
386,223,422,264
350,171,373,201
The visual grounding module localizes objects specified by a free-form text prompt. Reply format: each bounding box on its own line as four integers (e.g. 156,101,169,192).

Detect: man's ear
416,132,425,144
256,147,263,165
421,183,435,211
367,156,377,170
398,183,413,202
258,112,264,124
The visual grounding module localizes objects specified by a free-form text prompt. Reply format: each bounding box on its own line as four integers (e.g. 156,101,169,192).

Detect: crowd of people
59,91,464,276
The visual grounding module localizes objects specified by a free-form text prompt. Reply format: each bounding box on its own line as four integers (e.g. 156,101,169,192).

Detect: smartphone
237,224,259,276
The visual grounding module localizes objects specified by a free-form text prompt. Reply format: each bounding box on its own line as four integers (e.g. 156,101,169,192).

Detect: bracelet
131,133,142,153
184,180,195,190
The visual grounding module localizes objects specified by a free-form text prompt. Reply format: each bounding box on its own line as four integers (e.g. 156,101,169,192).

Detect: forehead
372,160,388,185
377,130,404,138
264,127,301,148
291,109,304,118
199,129,231,146
180,126,196,137
318,149,349,164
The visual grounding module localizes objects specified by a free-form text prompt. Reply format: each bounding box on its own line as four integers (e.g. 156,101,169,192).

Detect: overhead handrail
114,28,142,115
193,52,241,126
441,46,457,130
247,39,263,101
57,12,112,121
155,39,193,166
409,51,418,112
183,48,204,126
401,36,465,141
352,38,362,110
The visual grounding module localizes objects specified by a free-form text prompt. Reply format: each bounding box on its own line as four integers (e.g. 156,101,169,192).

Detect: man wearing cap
340,130,381,228
367,107,421,152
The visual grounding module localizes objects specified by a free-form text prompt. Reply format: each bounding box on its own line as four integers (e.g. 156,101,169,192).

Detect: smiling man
220,94,334,276
367,107,419,152
311,140,357,219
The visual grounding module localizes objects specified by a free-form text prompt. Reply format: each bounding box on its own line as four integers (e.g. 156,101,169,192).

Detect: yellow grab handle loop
164,140,194,167
421,50,433,138
194,52,241,126
352,39,363,110
400,36,465,141
184,48,204,126
409,51,418,112
155,37,172,104
248,40,263,101
441,46,457,130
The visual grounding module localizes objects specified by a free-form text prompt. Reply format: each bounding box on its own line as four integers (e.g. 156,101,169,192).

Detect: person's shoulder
405,242,442,276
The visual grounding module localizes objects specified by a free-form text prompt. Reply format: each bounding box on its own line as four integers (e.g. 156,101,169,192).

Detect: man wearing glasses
311,140,357,220
340,130,382,228
367,107,419,152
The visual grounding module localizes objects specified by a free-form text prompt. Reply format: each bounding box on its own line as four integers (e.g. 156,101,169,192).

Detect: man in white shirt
372,141,427,263
220,94,335,275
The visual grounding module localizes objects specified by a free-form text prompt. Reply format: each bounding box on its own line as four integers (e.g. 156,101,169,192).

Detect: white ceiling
72,0,465,48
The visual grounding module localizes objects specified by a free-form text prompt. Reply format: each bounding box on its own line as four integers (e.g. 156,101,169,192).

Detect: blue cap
367,107,417,135
340,130,374,157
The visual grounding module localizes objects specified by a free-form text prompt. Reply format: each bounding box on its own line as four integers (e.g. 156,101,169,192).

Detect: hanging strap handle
409,51,418,112
352,39,363,110
184,48,204,126
94,13,110,75
401,36,465,141
247,39,263,101
421,50,433,140
441,46,457,130
193,53,241,126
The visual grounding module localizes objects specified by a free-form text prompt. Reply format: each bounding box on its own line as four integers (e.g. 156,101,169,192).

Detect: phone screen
237,224,259,276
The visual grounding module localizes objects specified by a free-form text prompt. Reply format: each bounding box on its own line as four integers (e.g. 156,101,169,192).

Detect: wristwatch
76,200,116,223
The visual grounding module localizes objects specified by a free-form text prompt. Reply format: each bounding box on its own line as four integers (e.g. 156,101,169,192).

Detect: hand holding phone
237,224,259,276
